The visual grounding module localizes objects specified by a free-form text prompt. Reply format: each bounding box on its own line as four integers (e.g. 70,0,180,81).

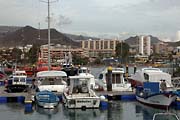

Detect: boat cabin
12,70,27,85
6,70,28,92
128,67,172,88
97,67,132,91
68,76,91,94
78,67,90,74
99,68,125,85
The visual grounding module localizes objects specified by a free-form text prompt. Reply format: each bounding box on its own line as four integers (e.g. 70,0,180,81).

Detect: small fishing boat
6,70,29,92
97,67,132,91
63,75,100,109
36,70,67,93
153,112,180,120
35,90,59,109
136,82,177,109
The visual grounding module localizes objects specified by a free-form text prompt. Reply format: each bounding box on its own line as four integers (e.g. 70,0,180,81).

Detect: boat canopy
37,70,67,77
69,75,92,94
128,67,172,87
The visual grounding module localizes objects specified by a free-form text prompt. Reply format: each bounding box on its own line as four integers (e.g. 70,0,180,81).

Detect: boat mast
40,0,58,71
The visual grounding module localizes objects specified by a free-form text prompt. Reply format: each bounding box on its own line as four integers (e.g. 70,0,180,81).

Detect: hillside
0,26,80,47
64,33,99,41
167,41,180,47
124,35,162,46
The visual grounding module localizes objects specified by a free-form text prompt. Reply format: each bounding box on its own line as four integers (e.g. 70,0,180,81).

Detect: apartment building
39,44,84,63
81,39,121,58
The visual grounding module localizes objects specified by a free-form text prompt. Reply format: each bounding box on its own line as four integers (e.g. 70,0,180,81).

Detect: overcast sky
0,0,180,41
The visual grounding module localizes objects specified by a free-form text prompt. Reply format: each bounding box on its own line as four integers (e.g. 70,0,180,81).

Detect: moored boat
97,67,132,91
62,75,100,109
136,82,177,109
6,70,29,92
128,67,173,88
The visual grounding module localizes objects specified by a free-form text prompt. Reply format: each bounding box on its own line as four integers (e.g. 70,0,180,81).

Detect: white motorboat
136,82,177,109
6,70,29,92
97,67,132,91
36,70,67,93
153,112,180,120
63,75,100,109
35,90,59,109
128,67,173,88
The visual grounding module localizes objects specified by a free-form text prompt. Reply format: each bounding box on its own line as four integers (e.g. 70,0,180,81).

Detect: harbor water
1,101,179,120
0,66,178,120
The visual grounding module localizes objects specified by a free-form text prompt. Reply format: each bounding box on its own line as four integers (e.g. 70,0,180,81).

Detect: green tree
11,48,22,63
28,44,39,64
94,57,102,65
72,54,89,65
115,42,130,64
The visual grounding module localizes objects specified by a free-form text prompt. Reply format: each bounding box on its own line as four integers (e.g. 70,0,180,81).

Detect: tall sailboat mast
47,0,51,71
40,0,58,71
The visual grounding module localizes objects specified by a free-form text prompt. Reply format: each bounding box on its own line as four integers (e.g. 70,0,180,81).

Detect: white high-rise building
139,36,144,55
145,36,151,56
138,35,151,56
176,31,180,41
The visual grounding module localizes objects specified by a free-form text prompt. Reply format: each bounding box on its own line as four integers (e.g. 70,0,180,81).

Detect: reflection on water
62,108,105,120
0,101,179,120
35,105,59,119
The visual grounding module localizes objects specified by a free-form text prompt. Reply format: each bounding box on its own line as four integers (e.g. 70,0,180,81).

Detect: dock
1,84,180,112
95,91,136,101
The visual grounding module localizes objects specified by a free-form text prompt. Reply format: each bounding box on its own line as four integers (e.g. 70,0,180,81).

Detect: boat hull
136,93,177,109
62,93,100,109
6,85,28,93
103,83,132,92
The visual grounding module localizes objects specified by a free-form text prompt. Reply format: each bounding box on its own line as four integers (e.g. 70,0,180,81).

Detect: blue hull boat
35,90,59,109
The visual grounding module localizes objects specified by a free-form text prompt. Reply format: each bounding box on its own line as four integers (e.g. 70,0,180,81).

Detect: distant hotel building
81,39,121,58
138,35,151,56
39,44,84,63
153,42,169,54
134,35,151,63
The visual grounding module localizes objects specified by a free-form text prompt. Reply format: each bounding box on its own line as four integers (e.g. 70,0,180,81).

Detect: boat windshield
13,77,19,82
99,74,103,79
72,79,89,93
79,69,87,73
20,77,26,82
40,77,65,85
